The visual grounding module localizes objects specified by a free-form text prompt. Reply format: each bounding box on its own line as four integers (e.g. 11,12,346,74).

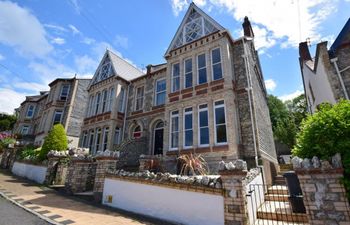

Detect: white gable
166,3,225,55
90,50,143,86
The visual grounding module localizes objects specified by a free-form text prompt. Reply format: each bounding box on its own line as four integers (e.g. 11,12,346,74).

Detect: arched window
155,121,164,129
133,125,142,139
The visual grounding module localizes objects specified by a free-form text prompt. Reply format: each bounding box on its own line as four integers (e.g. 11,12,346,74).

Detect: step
265,194,289,202
257,201,308,223
267,185,288,195
255,219,309,225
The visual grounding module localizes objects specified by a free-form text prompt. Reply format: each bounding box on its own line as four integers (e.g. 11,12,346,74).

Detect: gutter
122,84,130,141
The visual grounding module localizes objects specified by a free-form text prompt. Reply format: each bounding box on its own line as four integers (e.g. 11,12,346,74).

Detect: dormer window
60,84,70,101
26,105,35,118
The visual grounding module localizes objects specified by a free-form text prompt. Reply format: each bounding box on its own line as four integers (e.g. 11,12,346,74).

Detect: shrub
20,145,40,161
39,124,68,161
292,100,350,199
178,154,209,175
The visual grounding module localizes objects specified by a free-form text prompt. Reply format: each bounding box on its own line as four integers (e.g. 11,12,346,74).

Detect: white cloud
51,37,65,45
264,79,276,92
0,88,27,114
44,24,67,33
278,89,304,102
114,35,129,49
0,53,4,60
74,54,97,74
82,37,95,45
171,0,207,16
0,1,53,58
13,82,49,92
68,24,81,35
172,0,337,49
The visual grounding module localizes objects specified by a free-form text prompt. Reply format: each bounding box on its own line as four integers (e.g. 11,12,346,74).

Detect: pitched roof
330,18,350,53
165,3,225,55
108,50,144,80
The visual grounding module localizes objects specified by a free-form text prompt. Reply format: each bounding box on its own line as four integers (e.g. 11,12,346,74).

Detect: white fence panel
12,162,47,184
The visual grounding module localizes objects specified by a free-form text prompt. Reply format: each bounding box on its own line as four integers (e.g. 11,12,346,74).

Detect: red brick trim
181,87,194,94
211,84,224,92
210,78,224,86
195,147,211,153
212,145,229,152
170,96,179,102
196,89,208,95
182,93,193,99
195,83,209,90
127,107,165,120
179,149,195,154
131,110,143,115
168,91,180,98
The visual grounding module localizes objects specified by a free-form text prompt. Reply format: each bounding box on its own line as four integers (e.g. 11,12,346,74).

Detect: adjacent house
299,18,350,113
79,3,277,182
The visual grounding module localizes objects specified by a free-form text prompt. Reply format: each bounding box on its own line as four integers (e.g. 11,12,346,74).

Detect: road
0,196,51,225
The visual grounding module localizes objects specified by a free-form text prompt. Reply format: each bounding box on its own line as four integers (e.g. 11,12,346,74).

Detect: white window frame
108,87,115,112
95,92,101,115
198,104,209,147
53,110,63,125
101,89,108,113
184,58,193,89
114,127,121,145
214,100,227,145
135,86,144,111
170,110,180,150
82,131,88,148
183,107,193,149
59,84,70,101
197,53,207,85
102,127,109,151
211,47,223,81
118,87,126,112
171,63,180,92
26,105,35,118
95,128,102,153
88,130,95,153
155,78,166,106
21,125,29,135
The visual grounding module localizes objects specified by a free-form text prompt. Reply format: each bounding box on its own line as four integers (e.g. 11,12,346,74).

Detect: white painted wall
12,162,47,184
103,178,225,225
245,174,264,225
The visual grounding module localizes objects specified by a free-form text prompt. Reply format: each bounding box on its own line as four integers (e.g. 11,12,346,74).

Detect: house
80,3,277,182
299,18,350,113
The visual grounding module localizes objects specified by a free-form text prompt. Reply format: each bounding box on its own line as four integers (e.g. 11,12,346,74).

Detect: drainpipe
242,37,259,167
331,58,349,100
122,83,130,141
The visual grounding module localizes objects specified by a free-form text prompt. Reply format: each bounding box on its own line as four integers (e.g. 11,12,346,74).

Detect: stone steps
265,194,289,202
274,175,286,186
267,185,288,195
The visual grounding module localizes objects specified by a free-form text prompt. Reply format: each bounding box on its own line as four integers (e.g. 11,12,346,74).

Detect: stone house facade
299,18,350,113
33,78,90,147
79,3,277,181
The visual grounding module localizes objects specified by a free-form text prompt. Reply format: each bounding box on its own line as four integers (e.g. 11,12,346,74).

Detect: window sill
195,83,209,90
168,91,180,98
210,78,224,86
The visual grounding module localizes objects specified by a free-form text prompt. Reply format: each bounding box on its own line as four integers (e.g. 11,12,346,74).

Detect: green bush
39,124,68,161
20,145,40,161
292,100,350,198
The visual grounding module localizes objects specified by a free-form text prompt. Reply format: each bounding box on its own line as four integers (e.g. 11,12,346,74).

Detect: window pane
185,114,192,129
212,48,221,64
215,107,226,124
173,77,180,91
200,127,209,145
173,63,180,77
198,54,206,68
198,68,207,84
199,111,208,127
213,63,222,80
216,124,227,143
172,117,179,132
171,132,179,148
185,130,193,146
157,79,166,92
156,92,165,105
185,73,193,88
185,59,192,73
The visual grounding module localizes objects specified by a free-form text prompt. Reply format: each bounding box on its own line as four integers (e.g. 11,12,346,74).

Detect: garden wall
12,161,47,184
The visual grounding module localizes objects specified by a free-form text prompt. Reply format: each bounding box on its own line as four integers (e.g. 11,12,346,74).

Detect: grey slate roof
108,50,144,81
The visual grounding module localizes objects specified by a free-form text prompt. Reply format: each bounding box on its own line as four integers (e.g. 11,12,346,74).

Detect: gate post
219,167,248,225
93,156,118,202
44,156,60,185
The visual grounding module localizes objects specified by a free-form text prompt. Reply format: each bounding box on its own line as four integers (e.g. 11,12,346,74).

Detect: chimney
146,64,152,74
299,42,312,61
242,16,254,38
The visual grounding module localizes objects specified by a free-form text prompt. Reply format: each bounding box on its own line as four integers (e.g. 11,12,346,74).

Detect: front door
154,128,163,155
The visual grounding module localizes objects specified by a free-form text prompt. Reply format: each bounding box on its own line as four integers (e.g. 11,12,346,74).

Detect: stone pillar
44,156,60,185
296,168,350,225
219,169,249,225
93,156,118,202
65,159,96,194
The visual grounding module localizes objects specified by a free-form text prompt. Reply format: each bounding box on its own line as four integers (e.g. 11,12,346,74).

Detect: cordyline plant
178,154,209,176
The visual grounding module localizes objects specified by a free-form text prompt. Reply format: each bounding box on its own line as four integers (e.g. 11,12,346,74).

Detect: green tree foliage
267,94,308,149
292,100,350,198
39,124,68,161
0,114,17,131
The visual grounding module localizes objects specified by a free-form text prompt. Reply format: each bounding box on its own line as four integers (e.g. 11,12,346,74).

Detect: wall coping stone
95,156,118,160
295,168,344,175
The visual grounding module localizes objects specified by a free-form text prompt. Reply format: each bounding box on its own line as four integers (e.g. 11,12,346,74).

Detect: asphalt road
0,196,51,225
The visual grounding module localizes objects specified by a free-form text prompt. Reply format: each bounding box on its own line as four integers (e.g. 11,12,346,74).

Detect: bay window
197,53,207,84
172,63,180,92
101,89,108,113
135,86,144,111
198,104,209,146
95,92,101,114
118,87,126,112
183,107,193,148
212,48,222,80
155,79,166,106
102,127,109,151
170,110,179,149
26,105,35,118
59,84,70,101
184,58,193,88
53,110,63,124
95,128,102,152
108,88,115,111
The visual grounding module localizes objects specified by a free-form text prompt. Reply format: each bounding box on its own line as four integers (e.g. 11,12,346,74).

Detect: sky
0,0,349,114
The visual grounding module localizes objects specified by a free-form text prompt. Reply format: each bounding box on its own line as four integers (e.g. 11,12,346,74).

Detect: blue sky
0,0,349,114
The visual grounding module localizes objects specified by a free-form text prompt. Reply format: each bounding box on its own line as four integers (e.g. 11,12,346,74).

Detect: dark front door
154,128,163,155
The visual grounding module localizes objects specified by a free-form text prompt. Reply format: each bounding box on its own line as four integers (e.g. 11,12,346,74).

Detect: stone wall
65,159,97,194
116,137,148,170
93,156,118,202
0,147,19,170
44,156,68,185
292,155,350,224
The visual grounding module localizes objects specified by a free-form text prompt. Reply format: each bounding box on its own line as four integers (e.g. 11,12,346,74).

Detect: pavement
0,170,172,225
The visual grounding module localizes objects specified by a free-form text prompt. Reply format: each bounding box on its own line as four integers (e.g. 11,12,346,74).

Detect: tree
292,100,350,198
39,124,68,161
0,114,17,131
